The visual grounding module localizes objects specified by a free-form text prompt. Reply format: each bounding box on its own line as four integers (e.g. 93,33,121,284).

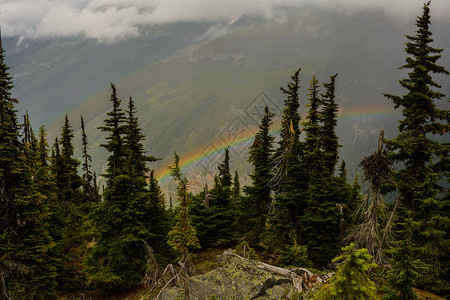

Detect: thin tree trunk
184,250,190,300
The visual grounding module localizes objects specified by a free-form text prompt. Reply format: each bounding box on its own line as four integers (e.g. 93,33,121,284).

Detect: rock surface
160,253,296,300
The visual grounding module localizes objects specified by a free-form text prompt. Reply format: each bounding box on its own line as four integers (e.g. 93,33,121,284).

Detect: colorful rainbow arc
155,105,399,183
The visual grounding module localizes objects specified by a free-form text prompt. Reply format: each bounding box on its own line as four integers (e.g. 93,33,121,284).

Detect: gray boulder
160,256,295,300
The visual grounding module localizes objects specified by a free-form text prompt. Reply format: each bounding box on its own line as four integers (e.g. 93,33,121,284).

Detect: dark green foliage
124,97,159,182
384,218,425,300
81,116,94,201
98,83,127,182
54,115,83,205
190,149,235,247
320,74,340,176
240,106,274,244
302,76,340,267
231,171,240,203
87,175,152,290
312,244,379,300
384,1,449,211
87,87,160,291
267,68,307,248
234,241,259,260
344,174,362,232
218,147,232,189
384,2,449,295
147,171,170,254
280,243,312,268
0,45,57,299
167,152,200,254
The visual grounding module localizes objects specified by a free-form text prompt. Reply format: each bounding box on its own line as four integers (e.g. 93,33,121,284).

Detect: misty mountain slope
7,7,450,195
4,22,215,126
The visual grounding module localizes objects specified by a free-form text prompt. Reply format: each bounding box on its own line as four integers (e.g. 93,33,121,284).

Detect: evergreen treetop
384,1,449,210
98,83,127,182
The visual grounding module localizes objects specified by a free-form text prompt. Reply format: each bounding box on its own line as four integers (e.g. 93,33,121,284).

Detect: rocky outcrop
160,250,329,300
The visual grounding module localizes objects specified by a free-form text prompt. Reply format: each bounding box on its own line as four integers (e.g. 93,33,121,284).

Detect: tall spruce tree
0,40,57,299
302,76,339,267
384,218,424,300
241,106,274,243
147,170,169,253
167,152,200,300
384,1,449,211
319,74,340,176
80,116,94,201
87,85,153,290
98,83,127,183
267,68,307,248
124,97,158,183
384,2,449,295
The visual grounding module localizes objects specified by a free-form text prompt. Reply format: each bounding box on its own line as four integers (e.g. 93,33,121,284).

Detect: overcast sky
1,0,449,43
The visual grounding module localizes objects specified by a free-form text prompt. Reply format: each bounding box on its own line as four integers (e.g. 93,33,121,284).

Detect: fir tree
80,116,93,200
0,42,57,299
385,218,425,300
218,147,232,189
384,2,449,294
86,174,153,290
56,115,83,204
320,74,340,176
232,170,240,202
302,76,339,267
167,152,200,300
384,1,449,211
87,88,153,290
98,83,127,183
241,106,274,243
312,243,379,300
124,97,158,183
267,68,307,248
147,170,169,253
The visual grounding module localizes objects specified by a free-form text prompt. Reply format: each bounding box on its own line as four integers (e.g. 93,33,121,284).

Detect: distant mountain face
5,7,450,197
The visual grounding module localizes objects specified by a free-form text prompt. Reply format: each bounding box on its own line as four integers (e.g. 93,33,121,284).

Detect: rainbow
155,105,399,183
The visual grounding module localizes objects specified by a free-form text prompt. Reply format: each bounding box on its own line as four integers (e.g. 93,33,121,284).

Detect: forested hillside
0,2,448,300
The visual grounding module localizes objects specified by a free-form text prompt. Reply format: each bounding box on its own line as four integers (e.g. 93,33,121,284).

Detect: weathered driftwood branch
156,264,186,300
228,251,320,292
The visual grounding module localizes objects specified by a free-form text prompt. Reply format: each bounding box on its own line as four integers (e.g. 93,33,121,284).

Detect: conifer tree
208,149,235,245
167,152,200,300
81,116,93,200
87,86,155,290
147,170,169,253
267,68,307,248
232,171,240,202
241,106,274,243
0,41,57,299
124,97,158,183
87,174,153,290
312,244,379,300
218,147,232,189
384,1,448,210
320,74,340,176
302,76,339,267
35,126,52,193
385,218,425,300
56,115,83,204
384,2,449,294
98,83,127,182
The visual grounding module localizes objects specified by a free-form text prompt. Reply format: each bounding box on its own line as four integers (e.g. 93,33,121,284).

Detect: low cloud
1,0,449,43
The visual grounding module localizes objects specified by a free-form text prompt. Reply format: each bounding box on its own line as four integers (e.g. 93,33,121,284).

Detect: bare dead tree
346,129,393,266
